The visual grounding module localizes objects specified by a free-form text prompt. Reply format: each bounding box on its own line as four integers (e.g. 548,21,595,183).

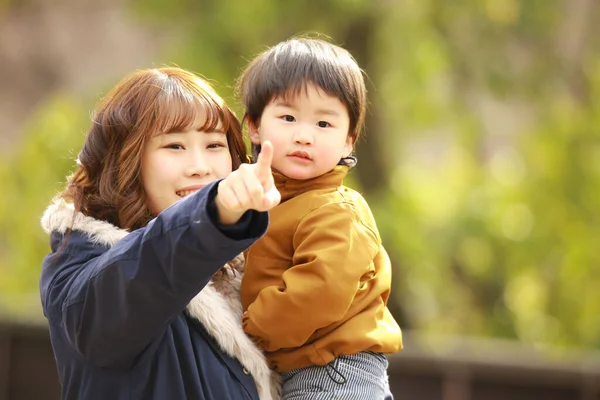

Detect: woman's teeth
176,190,198,198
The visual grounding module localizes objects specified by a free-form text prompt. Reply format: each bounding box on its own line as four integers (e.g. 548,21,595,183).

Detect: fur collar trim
41,198,280,400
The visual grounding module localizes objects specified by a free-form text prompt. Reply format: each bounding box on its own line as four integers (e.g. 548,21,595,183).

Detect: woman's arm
42,181,267,368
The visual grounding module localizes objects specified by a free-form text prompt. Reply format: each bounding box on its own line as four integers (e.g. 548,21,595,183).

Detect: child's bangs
152,83,231,136
266,53,348,105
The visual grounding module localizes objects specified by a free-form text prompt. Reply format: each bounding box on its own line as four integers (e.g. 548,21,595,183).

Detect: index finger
255,140,274,183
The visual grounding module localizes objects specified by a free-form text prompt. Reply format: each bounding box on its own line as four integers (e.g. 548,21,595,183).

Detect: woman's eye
282,115,295,122
317,121,331,128
207,143,227,149
166,144,184,150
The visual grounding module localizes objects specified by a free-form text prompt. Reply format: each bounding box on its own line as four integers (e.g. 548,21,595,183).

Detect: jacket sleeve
42,181,268,368
242,202,379,351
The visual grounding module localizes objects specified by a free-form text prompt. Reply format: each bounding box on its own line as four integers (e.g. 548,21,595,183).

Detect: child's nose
293,127,314,145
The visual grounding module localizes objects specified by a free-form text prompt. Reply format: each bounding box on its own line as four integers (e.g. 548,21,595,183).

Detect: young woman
40,67,281,400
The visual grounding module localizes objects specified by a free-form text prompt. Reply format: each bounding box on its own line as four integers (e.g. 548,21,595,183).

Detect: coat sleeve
242,202,380,352
41,181,268,368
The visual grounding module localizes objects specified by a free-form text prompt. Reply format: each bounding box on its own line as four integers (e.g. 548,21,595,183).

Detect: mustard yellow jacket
241,166,402,372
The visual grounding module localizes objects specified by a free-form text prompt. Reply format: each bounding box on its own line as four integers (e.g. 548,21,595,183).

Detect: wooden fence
1,322,599,399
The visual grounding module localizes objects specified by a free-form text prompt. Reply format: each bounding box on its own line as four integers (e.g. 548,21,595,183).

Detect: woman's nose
185,151,210,176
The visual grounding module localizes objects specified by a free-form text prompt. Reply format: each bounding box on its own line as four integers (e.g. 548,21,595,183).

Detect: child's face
141,113,233,215
248,83,352,181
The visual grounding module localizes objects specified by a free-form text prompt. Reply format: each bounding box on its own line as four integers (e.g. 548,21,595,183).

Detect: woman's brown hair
62,67,247,231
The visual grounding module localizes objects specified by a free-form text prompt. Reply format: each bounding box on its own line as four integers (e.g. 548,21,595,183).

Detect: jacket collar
274,166,348,203
41,198,129,246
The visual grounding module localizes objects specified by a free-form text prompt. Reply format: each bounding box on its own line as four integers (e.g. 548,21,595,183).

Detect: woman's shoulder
39,198,134,291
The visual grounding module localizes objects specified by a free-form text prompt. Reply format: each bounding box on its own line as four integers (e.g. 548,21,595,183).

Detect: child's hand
215,140,281,225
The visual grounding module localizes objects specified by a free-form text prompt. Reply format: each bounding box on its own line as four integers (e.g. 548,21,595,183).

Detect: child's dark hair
62,67,247,231
237,36,367,157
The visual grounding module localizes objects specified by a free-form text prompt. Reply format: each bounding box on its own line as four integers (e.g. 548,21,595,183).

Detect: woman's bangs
152,85,230,135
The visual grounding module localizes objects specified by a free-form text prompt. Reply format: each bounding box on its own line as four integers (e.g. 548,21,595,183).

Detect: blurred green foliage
1,0,599,352
0,95,88,321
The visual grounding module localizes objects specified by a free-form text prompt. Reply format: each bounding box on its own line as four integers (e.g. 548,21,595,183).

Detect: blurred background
1,0,600,398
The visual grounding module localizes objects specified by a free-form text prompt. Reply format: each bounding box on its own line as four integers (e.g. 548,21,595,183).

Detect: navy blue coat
40,181,269,400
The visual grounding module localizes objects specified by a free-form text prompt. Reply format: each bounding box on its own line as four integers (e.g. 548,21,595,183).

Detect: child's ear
342,135,354,157
246,117,261,145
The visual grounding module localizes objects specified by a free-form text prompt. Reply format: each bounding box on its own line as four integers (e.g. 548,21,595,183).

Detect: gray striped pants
280,351,393,400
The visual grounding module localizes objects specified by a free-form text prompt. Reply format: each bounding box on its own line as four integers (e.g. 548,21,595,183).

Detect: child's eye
317,121,331,128
165,143,184,150
282,115,295,122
